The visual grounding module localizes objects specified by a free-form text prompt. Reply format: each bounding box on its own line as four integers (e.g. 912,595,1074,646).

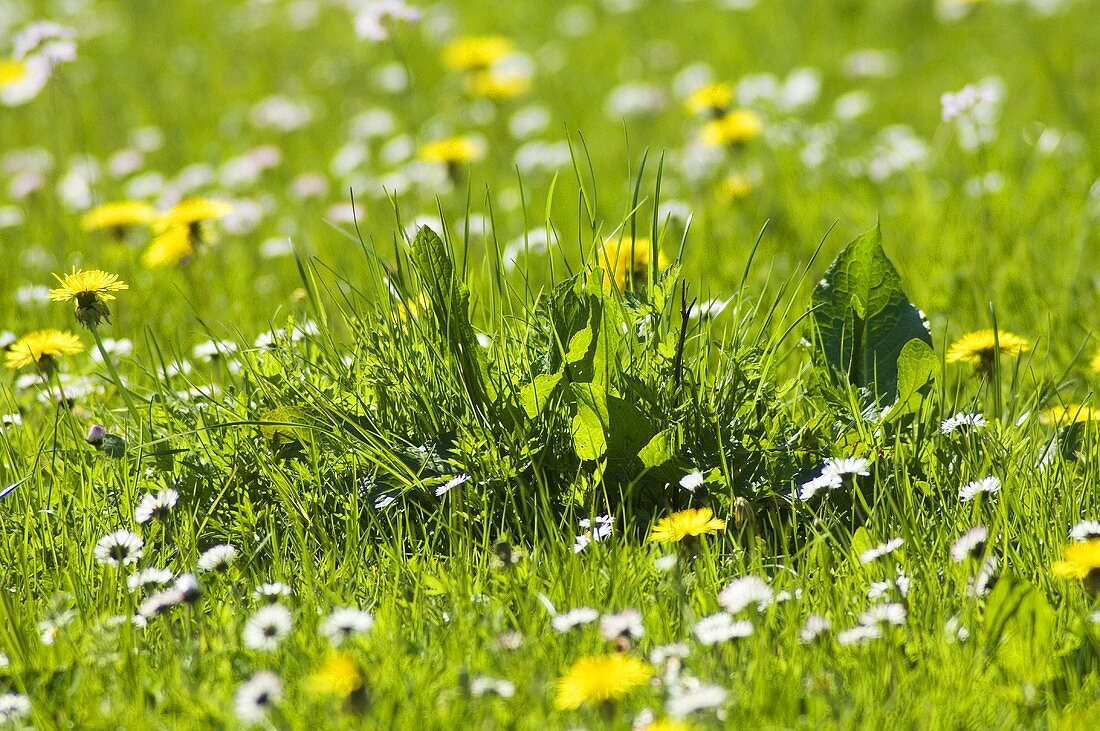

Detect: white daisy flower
468,676,515,698
666,683,727,717
0,653,8,669
253,583,293,603
823,456,870,478
373,493,397,509
649,642,690,665
679,470,705,493
0,693,31,724
692,613,753,645
894,572,912,598
599,608,644,641
551,607,599,633
968,556,999,598
126,567,174,593
234,671,283,724
435,473,470,497
242,605,293,651
837,624,883,646
798,471,843,500
859,602,907,627
138,588,183,618
320,607,375,646
799,614,831,643
654,553,678,572
1070,520,1100,542
174,573,202,603
959,476,1000,502
940,411,987,435
951,526,989,562
197,544,237,572
867,580,893,601
94,530,144,567
717,575,773,614
134,488,179,524
859,537,904,564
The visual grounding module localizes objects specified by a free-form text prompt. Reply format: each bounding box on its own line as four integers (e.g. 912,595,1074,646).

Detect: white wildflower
717,576,773,614
551,607,599,633
134,488,179,524
320,607,375,646
234,671,283,724
94,530,144,567
242,605,293,651
692,613,753,645
799,614,831,643
679,471,705,493
197,544,237,572
959,476,1000,502
951,526,989,562
600,608,644,641
859,537,904,564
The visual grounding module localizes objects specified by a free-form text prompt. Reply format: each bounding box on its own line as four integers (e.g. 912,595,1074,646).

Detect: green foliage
812,225,933,404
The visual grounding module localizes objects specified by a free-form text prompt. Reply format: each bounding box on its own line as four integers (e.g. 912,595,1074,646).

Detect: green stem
90,324,142,426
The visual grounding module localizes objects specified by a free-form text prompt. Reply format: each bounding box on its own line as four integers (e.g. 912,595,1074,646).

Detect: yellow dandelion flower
142,225,194,269
647,507,726,544
702,109,763,147
1052,539,1100,581
418,136,484,165
553,654,651,711
597,237,669,292
442,36,514,72
717,172,754,201
1039,404,1100,426
154,197,232,232
49,268,129,327
5,329,83,371
945,329,1029,369
81,201,157,233
49,269,128,304
0,59,28,86
306,652,364,698
467,71,529,101
686,82,732,116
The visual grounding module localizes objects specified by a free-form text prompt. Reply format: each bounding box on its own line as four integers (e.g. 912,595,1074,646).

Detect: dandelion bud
733,497,754,528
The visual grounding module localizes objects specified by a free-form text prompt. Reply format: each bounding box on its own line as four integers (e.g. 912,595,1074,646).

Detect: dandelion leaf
409,226,492,409
571,389,608,461
811,224,931,404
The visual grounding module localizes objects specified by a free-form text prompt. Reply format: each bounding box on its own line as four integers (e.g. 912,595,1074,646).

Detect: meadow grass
3,0,1100,728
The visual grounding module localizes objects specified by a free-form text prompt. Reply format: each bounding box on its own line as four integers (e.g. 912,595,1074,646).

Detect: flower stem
89,324,142,424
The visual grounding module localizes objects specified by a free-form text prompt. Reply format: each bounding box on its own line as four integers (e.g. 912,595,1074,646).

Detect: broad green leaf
885,338,938,421
638,429,675,469
519,372,563,419
571,397,607,461
811,225,932,403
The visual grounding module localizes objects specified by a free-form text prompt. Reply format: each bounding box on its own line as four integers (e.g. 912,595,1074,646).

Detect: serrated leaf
812,225,932,403
409,226,492,409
